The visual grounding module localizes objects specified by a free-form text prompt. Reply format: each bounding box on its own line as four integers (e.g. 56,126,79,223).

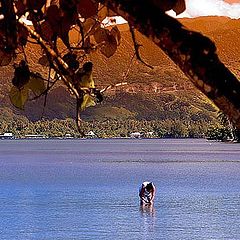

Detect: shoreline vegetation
0,117,235,142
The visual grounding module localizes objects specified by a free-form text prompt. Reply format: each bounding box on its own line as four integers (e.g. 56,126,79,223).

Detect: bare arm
139,186,148,203
150,185,156,202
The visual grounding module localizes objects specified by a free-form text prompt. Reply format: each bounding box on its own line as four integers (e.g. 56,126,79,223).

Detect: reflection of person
139,181,156,205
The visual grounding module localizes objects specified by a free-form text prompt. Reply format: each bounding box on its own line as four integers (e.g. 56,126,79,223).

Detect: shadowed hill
0,16,239,123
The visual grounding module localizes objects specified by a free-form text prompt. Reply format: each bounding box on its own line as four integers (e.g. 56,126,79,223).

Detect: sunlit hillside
0,16,239,124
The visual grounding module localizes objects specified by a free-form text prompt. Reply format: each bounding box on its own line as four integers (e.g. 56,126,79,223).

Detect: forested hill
0,16,239,125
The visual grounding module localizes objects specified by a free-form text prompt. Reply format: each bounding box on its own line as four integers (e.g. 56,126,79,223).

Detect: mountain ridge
0,16,239,123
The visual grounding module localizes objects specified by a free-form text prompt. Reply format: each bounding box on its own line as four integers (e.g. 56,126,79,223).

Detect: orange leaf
83,18,100,36
94,27,118,57
100,34,117,58
94,27,109,44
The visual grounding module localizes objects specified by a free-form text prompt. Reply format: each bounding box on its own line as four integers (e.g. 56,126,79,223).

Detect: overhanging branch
18,19,80,99
95,0,240,129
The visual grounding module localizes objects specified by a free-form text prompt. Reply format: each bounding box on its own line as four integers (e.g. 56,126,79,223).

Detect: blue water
0,138,240,240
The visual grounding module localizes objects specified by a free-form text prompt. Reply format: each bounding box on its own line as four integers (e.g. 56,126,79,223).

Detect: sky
111,0,240,25
167,0,240,19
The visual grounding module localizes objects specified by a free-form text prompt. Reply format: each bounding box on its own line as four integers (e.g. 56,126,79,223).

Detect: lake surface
0,138,240,240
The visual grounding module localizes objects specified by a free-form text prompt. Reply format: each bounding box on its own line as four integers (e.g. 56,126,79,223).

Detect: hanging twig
29,75,59,101
100,82,128,93
122,52,136,81
76,97,85,137
22,46,28,63
40,67,52,118
129,25,153,69
18,18,80,99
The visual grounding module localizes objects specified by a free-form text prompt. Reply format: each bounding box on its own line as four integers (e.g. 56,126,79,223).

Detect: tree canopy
0,0,239,137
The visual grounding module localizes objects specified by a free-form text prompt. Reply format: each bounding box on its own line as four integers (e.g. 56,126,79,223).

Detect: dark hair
146,182,153,191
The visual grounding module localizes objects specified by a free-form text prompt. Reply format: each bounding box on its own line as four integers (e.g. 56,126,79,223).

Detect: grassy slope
0,17,239,124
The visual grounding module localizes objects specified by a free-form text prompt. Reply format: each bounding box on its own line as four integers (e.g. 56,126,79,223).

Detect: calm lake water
0,138,240,240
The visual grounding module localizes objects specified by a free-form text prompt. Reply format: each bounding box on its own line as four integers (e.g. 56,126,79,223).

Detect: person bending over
139,181,156,205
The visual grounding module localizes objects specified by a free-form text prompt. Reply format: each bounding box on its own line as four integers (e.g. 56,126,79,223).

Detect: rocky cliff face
0,16,239,121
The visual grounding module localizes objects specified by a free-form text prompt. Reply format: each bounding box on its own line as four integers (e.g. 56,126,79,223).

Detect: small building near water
64,134,74,139
86,131,97,138
130,132,142,139
24,134,46,139
0,132,14,139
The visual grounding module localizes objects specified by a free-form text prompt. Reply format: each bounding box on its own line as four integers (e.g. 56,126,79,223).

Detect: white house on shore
86,131,97,138
0,132,14,139
130,132,142,139
24,134,46,139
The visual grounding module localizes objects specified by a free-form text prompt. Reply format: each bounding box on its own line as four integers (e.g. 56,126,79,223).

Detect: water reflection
139,204,156,238
140,203,155,217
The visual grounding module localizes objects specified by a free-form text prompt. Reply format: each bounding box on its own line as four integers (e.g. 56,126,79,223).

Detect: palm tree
217,111,235,141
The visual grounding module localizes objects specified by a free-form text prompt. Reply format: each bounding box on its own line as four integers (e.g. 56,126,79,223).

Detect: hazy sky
168,0,240,18
112,0,240,25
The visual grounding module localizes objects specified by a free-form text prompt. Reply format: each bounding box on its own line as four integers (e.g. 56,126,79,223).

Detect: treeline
0,116,227,139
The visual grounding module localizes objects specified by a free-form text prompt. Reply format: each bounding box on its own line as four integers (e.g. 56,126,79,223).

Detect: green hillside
1,16,239,137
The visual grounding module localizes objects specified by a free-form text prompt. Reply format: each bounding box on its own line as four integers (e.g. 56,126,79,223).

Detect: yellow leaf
27,73,46,96
80,72,95,88
77,62,95,88
9,86,28,110
80,94,96,111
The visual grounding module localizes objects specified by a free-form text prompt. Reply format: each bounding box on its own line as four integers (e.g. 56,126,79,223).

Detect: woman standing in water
139,181,156,205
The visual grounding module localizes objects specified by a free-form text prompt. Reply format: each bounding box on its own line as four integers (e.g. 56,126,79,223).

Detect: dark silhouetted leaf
111,26,121,46
59,0,76,13
94,27,108,44
0,50,12,66
40,20,54,41
77,0,98,18
58,15,77,48
12,60,30,89
173,0,186,15
17,23,29,46
46,4,61,33
94,27,118,58
15,0,27,16
97,4,117,22
27,0,46,10
83,37,91,54
62,53,79,71
38,54,50,67
93,89,103,103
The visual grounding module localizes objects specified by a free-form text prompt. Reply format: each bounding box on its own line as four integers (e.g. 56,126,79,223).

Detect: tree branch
95,0,240,130
18,19,80,99
129,25,153,69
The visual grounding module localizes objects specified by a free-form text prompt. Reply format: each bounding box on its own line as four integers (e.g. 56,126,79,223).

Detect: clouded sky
168,0,240,18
